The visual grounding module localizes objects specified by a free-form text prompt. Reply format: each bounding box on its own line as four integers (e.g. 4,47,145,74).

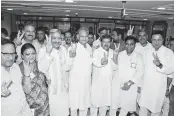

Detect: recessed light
143,19,148,20
65,10,71,12
65,0,74,3
23,13,28,15
108,17,112,18
66,14,70,16
7,8,13,11
168,17,174,19
157,7,166,10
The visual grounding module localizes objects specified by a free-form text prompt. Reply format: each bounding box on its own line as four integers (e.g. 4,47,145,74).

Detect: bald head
78,27,89,45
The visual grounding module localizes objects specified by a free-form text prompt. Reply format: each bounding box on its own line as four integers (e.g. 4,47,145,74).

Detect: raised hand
69,50,76,58
24,61,32,77
127,25,134,36
101,52,108,65
71,43,77,53
113,48,119,56
16,30,25,45
152,53,161,66
45,34,53,55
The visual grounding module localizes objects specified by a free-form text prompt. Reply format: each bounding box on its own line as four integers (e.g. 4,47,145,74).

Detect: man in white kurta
110,28,125,116
91,35,117,116
15,24,36,64
139,32,174,116
32,27,46,54
68,28,92,116
1,40,32,116
134,29,152,115
93,27,107,49
118,36,144,116
38,31,69,116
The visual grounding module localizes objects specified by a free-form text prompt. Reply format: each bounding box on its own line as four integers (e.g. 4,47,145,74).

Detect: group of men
1,24,174,116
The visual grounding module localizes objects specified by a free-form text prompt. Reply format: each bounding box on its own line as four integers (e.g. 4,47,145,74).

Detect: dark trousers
169,85,174,116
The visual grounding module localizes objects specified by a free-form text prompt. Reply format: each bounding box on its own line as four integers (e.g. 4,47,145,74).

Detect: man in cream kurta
1,39,32,116
38,31,69,116
118,36,144,116
93,27,107,49
139,32,174,116
91,35,117,116
110,28,125,116
68,28,92,116
15,24,36,64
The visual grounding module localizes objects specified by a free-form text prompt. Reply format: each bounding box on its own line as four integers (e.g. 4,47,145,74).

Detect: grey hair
77,27,89,34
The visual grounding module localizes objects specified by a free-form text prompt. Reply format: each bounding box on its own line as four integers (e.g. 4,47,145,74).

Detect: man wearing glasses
1,39,32,116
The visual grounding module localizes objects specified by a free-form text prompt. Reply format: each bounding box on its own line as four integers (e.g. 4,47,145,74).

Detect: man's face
1,44,16,68
88,34,94,46
78,30,89,45
51,33,62,49
125,39,136,54
169,40,174,52
65,32,72,44
111,31,120,42
151,34,163,50
24,25,35,41
99,30,107,38
101,38,111,51
37,30,45,41
138,31,148,45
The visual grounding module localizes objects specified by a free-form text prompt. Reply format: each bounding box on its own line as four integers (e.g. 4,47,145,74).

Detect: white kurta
61,45,72,85
93,38,101,49
32,39,45,54
134,42,152,87
91,47,117,107
118,50,144,111
68,43,92,110
1,64,32,116
139,45,174,113
111,42,125,110
38,46,69,116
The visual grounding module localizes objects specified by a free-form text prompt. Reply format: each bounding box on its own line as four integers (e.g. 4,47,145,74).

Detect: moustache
27,35,33,37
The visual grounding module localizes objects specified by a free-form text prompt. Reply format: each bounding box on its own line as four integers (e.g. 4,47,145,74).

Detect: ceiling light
65,10,71,12
23,13,28,15
66,14,70,16
157,7,166,10
65,0,74,3
108,17,112,18
7,8,13,10
168,17,174,19
143,19,148,20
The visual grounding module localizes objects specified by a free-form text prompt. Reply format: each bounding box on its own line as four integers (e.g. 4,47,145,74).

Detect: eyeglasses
1,52,16,57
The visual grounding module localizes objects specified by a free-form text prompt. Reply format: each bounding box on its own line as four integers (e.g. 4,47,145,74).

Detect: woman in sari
19,43,50,116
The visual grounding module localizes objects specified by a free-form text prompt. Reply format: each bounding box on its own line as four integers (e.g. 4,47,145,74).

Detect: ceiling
1,0,174,21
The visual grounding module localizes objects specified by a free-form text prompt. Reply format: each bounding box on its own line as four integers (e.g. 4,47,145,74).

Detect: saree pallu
19,62,50,116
